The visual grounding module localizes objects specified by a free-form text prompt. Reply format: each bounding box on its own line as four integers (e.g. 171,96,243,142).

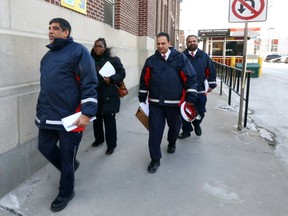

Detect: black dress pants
38,129,82,197
93,113,117,149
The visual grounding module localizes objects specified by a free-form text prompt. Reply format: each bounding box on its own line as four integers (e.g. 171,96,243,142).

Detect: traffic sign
229,0,268,23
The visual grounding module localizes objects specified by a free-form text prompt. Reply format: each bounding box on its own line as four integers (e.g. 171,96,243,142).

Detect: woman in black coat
91,38,126,155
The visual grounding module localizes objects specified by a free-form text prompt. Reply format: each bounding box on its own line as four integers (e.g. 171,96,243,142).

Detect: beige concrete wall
0,0,155,197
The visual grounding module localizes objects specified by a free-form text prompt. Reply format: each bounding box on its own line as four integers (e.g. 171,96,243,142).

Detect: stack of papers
139,102,149,116
99,61,115,77
61,112,96,131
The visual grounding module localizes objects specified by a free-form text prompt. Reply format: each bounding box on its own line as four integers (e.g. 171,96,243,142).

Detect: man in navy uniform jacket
138,32,198,174
178,35,217,139
35,18,98,212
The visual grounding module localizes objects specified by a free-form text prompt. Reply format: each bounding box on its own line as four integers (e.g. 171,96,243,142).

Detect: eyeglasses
93,45,104,48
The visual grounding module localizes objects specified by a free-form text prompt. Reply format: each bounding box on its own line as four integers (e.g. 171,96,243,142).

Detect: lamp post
267,27,275,52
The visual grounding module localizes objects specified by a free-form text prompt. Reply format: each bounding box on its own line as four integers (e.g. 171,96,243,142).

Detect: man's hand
74,114,90,128
207,87,213,93
185,102,194,106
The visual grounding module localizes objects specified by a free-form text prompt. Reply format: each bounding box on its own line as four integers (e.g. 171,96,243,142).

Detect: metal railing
214,61,252,127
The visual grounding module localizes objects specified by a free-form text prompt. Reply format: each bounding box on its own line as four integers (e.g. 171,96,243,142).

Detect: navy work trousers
182,94,207,132
38,129,82,197
148,104,182,160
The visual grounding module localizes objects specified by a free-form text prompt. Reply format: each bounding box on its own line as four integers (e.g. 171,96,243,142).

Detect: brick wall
115,0,139,35
45,0,60,6
87,0,104,21
115,0,155,38
138,0,156,38
45,0,104,22
154,0,181,47
44,0,179,40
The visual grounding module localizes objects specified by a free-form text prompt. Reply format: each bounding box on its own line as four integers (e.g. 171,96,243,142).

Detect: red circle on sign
232,0,265,20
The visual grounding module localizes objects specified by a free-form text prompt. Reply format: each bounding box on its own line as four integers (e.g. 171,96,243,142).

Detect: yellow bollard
230,56,236,67
258,57,263,77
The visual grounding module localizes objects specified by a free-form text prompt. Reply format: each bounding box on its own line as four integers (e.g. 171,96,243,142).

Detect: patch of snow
203,181,243,203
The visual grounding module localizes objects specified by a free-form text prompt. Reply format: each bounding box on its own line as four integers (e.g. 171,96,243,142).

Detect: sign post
238,23,248,131
228,0,268,130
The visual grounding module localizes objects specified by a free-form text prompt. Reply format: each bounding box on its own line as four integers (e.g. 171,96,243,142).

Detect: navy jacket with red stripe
183,49,217,93
35,37,98,131
138,47,198,106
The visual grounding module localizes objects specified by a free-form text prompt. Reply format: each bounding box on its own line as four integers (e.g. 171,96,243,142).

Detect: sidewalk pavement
1,91,288,216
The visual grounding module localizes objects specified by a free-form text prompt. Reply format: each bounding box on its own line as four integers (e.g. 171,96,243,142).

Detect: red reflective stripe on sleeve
144,67,151,88
74,73,80,82
205,67,210,79
179,70,187,106
179,70,187,85
75,105,81,113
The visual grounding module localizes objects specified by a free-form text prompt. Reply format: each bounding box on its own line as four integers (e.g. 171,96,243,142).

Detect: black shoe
178,132,191,139
92,140,104,147
167,143,176,154
194,125,202,136
147,160,160,173
50,191,75,212
105,148,115,155
74,160,80,171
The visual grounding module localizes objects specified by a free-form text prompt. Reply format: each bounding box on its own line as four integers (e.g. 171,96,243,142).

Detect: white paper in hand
140,102,149,116
204,79,209,93
99,61,115,77
61,112,82,132
61,112,96,132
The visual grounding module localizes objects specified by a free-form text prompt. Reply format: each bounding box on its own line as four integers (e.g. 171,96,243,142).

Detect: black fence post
228,67,233,106
214,61,251,128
